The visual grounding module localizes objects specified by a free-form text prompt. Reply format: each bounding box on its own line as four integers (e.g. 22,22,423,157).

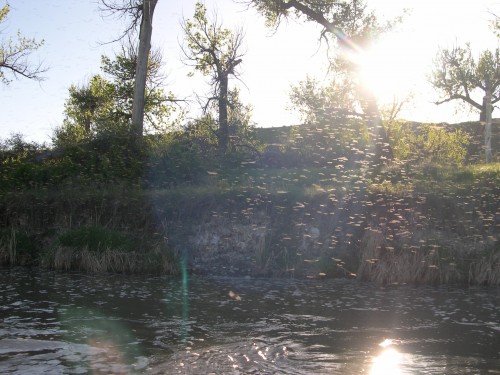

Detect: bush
57,226,138,252
144,132,210,187
387,121,470,165
283,118,369,168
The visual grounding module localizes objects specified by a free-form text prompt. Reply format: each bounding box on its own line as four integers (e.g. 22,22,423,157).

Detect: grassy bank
0,120,499,284
0,161,498,284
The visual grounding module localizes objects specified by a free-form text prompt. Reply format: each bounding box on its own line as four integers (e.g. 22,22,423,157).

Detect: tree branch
434,94,482,111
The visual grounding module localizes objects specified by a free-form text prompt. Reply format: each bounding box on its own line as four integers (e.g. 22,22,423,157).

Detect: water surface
0,268,499,374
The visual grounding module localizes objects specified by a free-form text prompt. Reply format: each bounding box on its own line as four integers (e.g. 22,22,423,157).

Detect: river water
0,268,499,374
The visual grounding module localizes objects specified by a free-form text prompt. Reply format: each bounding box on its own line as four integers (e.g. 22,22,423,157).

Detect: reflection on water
371,349,402,375
0,268,499,374
370,340,403,375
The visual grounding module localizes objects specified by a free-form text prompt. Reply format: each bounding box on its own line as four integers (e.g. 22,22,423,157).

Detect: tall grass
469,249,500,285
43,244,176,274
357,229,462,285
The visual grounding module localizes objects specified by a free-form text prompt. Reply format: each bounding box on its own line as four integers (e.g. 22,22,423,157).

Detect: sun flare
356,32,430,103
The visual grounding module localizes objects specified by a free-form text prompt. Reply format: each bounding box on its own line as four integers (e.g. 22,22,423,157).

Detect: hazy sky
0,0,499,143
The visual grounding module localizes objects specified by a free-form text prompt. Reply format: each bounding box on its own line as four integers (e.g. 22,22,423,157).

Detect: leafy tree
430,44,500,121
0,2,47,84
181,2,245,154
247,0,396,163
55,46,176,147
99,45,174,132
431,43,500,162
99,0,158,141
290,75,362,124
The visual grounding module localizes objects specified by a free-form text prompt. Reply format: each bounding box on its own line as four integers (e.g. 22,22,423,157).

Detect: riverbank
1,161,499,285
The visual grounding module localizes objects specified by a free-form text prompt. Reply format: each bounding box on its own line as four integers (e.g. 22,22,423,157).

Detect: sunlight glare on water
370,339,403,375
370,348,402,375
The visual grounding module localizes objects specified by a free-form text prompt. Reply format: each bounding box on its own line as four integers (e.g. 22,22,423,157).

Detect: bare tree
181,2,245,154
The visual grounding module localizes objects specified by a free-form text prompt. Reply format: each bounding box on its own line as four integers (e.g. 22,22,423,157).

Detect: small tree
55,47,175,147
181,2,245,154
290,75,363,124
188,88,254,149
63,76,114,136
0,3,47,84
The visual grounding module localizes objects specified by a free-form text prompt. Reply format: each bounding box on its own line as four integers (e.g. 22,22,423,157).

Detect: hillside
0,119,499,285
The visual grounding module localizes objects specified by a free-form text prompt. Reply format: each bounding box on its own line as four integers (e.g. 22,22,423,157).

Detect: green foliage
250,0,391,39
54,47,177,147
287,75,375,168
494,14,500,38
430,43,500,117
192,88,257,147
227,88,256,140
0,134,59,191
387,121,470,165
52,121,89,148
0,2,46,84
58,226,138,253
144,132,209,187
421,125,470,164
0,133,45,162
289,75,359,124
183,2,240,77
1,131,146,191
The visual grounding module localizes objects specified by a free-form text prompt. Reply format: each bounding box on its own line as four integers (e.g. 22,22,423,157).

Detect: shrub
57,226,138,252
387,121,470,165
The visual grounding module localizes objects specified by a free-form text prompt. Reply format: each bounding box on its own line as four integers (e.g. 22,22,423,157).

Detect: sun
356,31,430,103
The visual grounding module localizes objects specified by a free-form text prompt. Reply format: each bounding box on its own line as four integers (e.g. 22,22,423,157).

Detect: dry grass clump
0,229,15,265
0,227,39,266
468,250,500,286
358,226,500,286
43,244,176,274
34,225,178,274
357,229,469,285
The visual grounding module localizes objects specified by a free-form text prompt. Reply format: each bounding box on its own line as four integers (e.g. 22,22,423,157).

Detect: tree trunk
218,73,229,154
131,0,157,142
84,116,91,134
484,76,493,163
480,96,487,122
